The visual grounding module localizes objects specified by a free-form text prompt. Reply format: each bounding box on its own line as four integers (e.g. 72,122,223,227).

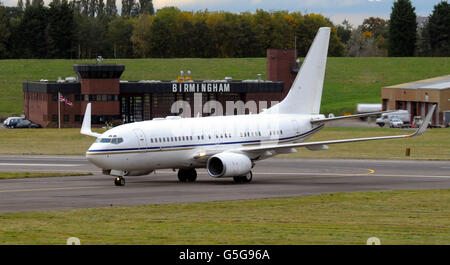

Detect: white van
376,110,410,127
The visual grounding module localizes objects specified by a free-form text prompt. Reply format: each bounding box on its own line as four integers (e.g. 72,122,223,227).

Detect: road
0,155,449,213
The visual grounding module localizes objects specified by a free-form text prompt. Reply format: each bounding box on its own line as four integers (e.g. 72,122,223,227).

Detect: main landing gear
233,171,253,183
114,176,126,186
178,168,197,182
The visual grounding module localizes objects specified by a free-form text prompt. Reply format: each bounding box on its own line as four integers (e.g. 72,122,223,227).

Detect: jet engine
207,152,252,178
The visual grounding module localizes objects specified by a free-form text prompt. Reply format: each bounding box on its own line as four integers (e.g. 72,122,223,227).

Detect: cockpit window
96,137,123,144
111,138,124,144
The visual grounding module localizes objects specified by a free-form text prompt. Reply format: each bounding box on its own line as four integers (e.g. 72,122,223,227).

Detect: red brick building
23,49,298,128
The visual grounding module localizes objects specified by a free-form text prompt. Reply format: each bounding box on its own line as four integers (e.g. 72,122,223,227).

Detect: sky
3,0,446,26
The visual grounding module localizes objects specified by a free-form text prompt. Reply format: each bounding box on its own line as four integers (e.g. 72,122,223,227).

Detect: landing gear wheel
114,176,125,186
178,168,197,182
233,171,252,183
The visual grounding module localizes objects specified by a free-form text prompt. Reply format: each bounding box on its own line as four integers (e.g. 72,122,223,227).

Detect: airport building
381,75,450,126
23,49,298,128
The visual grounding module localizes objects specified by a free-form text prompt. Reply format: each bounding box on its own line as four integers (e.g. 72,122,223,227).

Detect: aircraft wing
310,110,394,124
235,104,435,154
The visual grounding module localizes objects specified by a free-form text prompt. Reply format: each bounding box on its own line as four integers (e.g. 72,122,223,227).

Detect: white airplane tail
265,27,330,115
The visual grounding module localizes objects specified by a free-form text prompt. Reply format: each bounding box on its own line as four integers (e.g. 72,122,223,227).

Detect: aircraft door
133,128,147,148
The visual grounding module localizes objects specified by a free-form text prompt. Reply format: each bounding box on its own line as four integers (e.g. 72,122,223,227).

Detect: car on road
389,117,404,128
12,119,41,128
4,117,24,128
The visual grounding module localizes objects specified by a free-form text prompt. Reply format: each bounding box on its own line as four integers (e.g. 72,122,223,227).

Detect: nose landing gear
114,176,126,186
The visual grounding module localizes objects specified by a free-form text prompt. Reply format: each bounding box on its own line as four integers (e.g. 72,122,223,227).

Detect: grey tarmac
0,155,449,213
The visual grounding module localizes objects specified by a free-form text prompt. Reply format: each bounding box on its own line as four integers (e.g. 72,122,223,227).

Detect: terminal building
381,75,450,126
23,49,298,128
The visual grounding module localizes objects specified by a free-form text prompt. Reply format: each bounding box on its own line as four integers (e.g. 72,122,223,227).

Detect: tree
361,17,388,38
389,0,417,56
31,0,44,7
148,7,179,57
19,3,48,58
105,0,117,17
47,0,74,58
98,0,105,17
428,1,450,56
121,0,136,18
17,0,24,10
88,0,97,17
138,0,154,15
337,20,352,44
131,13,152,57
107,16,134,58
0,6,11,58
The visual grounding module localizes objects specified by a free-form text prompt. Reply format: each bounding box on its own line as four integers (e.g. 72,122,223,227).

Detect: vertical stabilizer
265,27,330,115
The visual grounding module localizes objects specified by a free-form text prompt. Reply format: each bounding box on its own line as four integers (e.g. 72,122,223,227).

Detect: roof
384,75,450,90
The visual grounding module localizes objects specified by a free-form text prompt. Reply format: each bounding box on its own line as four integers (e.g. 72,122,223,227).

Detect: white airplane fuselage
86,113,324,172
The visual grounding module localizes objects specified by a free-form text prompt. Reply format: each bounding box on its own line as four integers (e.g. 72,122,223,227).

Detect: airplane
81,27,435,186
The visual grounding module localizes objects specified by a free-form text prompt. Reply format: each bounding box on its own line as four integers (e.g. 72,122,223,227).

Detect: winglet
81,103,101,138
410,104,435,137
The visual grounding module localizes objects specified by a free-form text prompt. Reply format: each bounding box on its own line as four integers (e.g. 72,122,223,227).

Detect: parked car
13,119,41,128
4,117,24,128
389,117,404,128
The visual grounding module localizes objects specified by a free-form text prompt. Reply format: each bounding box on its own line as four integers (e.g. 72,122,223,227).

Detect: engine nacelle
207,152,252,178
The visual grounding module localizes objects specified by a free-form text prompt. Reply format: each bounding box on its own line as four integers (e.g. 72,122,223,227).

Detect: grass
0,189,448,245
1,57,449,118
0,128,105,155
0,172,92,179
0,127,447,160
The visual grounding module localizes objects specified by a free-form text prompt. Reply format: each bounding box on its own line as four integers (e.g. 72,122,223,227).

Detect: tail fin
265,27,330,115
